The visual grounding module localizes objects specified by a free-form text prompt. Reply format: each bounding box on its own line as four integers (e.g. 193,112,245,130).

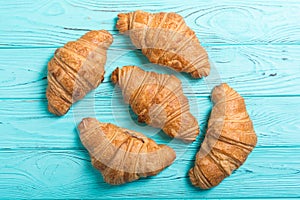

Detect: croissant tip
47,104,64,116
190,65,210,78
111,67,120,84
78,117,96,131
188,167,212,190
188,168,195,181
46,89,70,116
116,13,130,33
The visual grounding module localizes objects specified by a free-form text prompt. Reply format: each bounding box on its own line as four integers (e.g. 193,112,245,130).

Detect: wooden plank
1,45,299,99
0,0,300,47
0,97,299,149
0,147,299,199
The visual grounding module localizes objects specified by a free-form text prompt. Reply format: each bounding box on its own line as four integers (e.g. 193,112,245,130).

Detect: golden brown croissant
78,117,176,185
189,83,257,189
46,30,113,116
116,10,210,78
111,66,199,142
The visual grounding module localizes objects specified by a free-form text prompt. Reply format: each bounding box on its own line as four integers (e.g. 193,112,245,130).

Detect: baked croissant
189,83,257,189
116,10,210,78
111,66,199,142
46,30,113,116
78,117,176,185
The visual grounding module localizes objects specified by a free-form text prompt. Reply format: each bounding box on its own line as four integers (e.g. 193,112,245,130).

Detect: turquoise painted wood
0,0,300,199
1,45,300,99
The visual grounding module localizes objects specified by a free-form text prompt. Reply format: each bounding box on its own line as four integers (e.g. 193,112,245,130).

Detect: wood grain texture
0,97,299,149
0,45,299,99
0,0,300,47
0,148,299,199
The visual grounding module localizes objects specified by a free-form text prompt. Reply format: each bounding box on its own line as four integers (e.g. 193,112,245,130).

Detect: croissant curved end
47,103,68,116
111,67,120,84
46,88,71,116
213,83,230,93
188,168,208,189
78,117,95,130
191,65,210,79
211,83,231,103
116,13,130,33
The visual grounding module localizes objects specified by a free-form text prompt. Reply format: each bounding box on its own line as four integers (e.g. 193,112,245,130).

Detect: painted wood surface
1,0,300,47
0,97,299,149
0,148,299,199
1,45,300,99
0,0,299,199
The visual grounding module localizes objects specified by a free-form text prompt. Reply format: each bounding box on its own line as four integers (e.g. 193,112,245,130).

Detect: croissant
46,30,113,116
111,66,199,142
189,83,257,189
116,10,210,78
78,117,176,185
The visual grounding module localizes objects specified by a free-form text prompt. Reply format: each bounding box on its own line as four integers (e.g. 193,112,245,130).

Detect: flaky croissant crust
78,118,176,185
189,83,257,189
46,30,113,116
111,66,199,142
116,10,210,78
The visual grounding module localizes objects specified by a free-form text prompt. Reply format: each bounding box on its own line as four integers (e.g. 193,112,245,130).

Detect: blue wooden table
1,0,300,199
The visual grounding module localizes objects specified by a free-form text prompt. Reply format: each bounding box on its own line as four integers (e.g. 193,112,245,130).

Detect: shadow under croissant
198,97,213,143
43,53,54,115
132,49,150,64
